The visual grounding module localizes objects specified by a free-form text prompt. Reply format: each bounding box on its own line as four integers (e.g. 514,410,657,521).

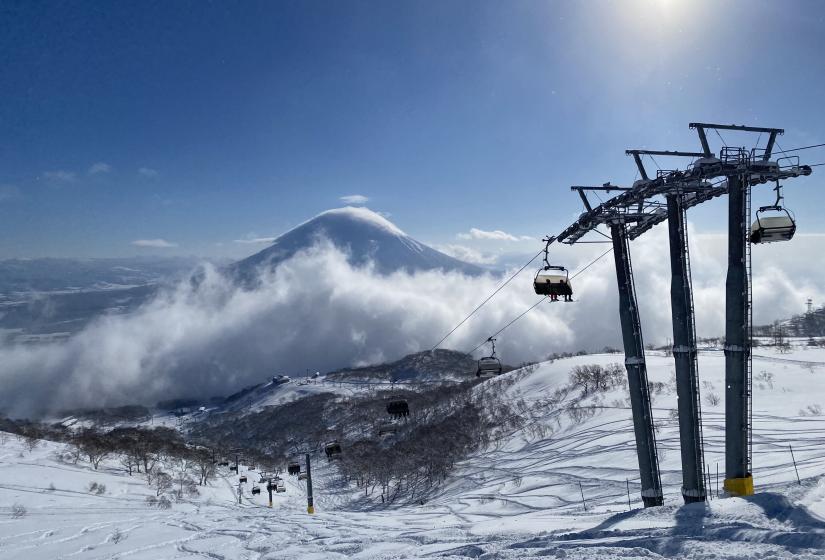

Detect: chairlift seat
750,212,795,244
533,273,573,297
276,484,286,493
298,472,308,481
387,399,409,417
287,462,301,476
239,476,247,483
378,423,398,436
476,356,502,377
251,486,261,495
324,441,342,457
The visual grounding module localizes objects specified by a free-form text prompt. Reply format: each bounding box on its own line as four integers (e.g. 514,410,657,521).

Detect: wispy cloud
131,238,178,248
138,167,159,178
340,194,369,205
457,228,523,241
0,184,21,202
42,170,77,183
234,237,276,245
437,244,499,265
88,162,112,175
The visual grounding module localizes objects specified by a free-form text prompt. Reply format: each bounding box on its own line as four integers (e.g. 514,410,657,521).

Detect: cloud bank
0,224,822,417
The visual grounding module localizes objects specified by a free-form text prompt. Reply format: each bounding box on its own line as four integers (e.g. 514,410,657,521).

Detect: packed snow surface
4,347,825,558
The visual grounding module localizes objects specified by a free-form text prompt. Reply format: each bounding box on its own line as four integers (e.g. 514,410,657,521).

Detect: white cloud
0,226,822,417
234,237,277,245
437,244,500,265
138,167,159,178
339,194,369,205
457,228,521,242
132,239,178,248
0,184,21,202
42,170,76,183
88,162,112,175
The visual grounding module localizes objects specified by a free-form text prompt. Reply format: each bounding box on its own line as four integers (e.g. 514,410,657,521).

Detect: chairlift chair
533,267,573,301
276,483,286,493
476,356,503,377
298,472,308,481
386,397,410,418
750,183,796,244
534,238,573,302
476,337,503,377
324,440,342,459
251,486,261,495
239,475,247,483
287,462,301,476
378,423,398,437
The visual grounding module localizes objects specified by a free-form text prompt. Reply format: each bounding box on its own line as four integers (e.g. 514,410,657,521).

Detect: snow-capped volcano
231,206,483,277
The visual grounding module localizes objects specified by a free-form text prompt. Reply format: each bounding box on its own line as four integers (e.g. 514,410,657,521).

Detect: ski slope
4,346,825,558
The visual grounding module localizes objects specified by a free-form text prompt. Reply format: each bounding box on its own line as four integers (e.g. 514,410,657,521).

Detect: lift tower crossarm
626,150,709,186
571,183,631,212
689,123,784,161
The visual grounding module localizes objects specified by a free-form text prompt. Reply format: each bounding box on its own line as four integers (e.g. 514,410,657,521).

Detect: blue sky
1,0,824,259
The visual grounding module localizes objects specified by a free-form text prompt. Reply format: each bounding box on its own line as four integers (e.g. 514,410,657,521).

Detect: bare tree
154,471,172,497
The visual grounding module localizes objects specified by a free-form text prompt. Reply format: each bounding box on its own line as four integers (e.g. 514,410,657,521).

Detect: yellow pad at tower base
724,475,754,496
307,505,315,514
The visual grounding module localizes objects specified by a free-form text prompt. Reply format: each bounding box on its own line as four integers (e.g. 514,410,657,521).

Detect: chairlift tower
609,220,664,507
545,124,811,505
627,149,708,504
689,123,786,497
552,183,665,507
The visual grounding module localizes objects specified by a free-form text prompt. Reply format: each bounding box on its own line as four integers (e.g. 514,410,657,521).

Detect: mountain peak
230,207,482,278
314,207,406,237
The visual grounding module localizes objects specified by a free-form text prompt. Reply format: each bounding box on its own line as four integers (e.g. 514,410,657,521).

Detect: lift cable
465,246,615,356
769,142,825,155
714,129,728,148
429,249,544,351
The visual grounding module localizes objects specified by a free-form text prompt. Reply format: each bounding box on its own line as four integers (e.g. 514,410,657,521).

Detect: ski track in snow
4,348,825,558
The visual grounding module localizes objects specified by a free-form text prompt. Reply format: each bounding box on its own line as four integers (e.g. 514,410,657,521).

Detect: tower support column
666,195,706,504
724,174,753,496
611,223,663,507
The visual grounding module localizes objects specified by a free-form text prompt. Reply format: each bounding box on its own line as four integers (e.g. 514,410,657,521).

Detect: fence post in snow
706,463,713,499
789,444,801,485
626,479,631,511
306,452,315,514
579,482,587,512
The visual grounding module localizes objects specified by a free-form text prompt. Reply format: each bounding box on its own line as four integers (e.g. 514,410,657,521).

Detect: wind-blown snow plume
0,225,822,417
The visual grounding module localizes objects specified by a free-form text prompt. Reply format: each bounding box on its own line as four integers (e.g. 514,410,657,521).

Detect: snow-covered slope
4,346,825,559
230,207,484,279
